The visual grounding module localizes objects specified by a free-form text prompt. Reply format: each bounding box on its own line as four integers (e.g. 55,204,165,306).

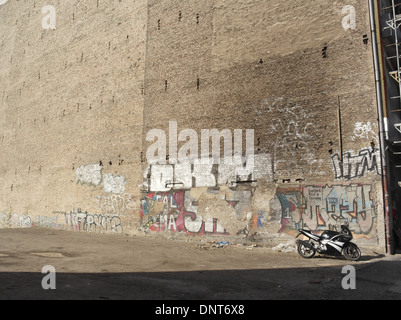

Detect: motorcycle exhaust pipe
296,240,314,249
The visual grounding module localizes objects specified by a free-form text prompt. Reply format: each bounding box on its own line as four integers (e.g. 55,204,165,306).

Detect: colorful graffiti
276,184,376,237
140,191,228,235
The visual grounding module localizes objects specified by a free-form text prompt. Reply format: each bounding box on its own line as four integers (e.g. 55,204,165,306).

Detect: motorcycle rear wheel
343,243,361,261
297,243,316,259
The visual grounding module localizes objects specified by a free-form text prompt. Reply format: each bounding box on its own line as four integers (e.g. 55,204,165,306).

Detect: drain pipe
369,0,392,254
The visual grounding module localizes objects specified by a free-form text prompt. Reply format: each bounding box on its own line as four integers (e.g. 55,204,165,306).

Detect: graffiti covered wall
140,189,256,236
0,1,387,250
0,210,124,234
276,184,377,239
140,191,227,235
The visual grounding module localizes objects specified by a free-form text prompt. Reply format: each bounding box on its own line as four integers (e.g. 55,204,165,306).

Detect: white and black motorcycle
296,225,361,261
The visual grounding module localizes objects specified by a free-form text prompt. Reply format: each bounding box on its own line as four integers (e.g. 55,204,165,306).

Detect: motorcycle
296,225,361,261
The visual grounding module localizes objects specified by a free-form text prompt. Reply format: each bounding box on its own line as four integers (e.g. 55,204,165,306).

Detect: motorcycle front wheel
297,243,316,259
343,243,361,261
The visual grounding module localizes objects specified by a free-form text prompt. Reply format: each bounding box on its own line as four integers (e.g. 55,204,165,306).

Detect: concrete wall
0,0,387,249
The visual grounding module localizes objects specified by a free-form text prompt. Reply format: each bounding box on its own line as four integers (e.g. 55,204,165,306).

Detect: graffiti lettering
0,213,32,228
140,191,228,235
277,184,376,237
96,193,133,216
64,210,123,233
332,149,381,180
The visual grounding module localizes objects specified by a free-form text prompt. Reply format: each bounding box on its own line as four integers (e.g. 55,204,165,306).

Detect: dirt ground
0,228,399,301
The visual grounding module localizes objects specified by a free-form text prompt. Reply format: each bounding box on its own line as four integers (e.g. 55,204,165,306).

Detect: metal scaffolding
377,0,401,254
382,0,401,142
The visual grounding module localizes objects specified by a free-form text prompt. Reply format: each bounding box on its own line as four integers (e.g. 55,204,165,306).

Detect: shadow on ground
312,252,385,262
1,260,400,300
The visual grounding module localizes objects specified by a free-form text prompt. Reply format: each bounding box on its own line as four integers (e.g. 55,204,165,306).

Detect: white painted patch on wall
103,174,126,194
76,164,102,186
143,154,272,192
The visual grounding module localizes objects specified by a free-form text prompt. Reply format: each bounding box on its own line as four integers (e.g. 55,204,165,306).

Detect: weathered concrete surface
0,228,399,301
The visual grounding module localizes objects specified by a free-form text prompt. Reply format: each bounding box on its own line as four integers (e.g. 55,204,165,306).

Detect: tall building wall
0,0,147,231
141,0,385,248
0,0,386,249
